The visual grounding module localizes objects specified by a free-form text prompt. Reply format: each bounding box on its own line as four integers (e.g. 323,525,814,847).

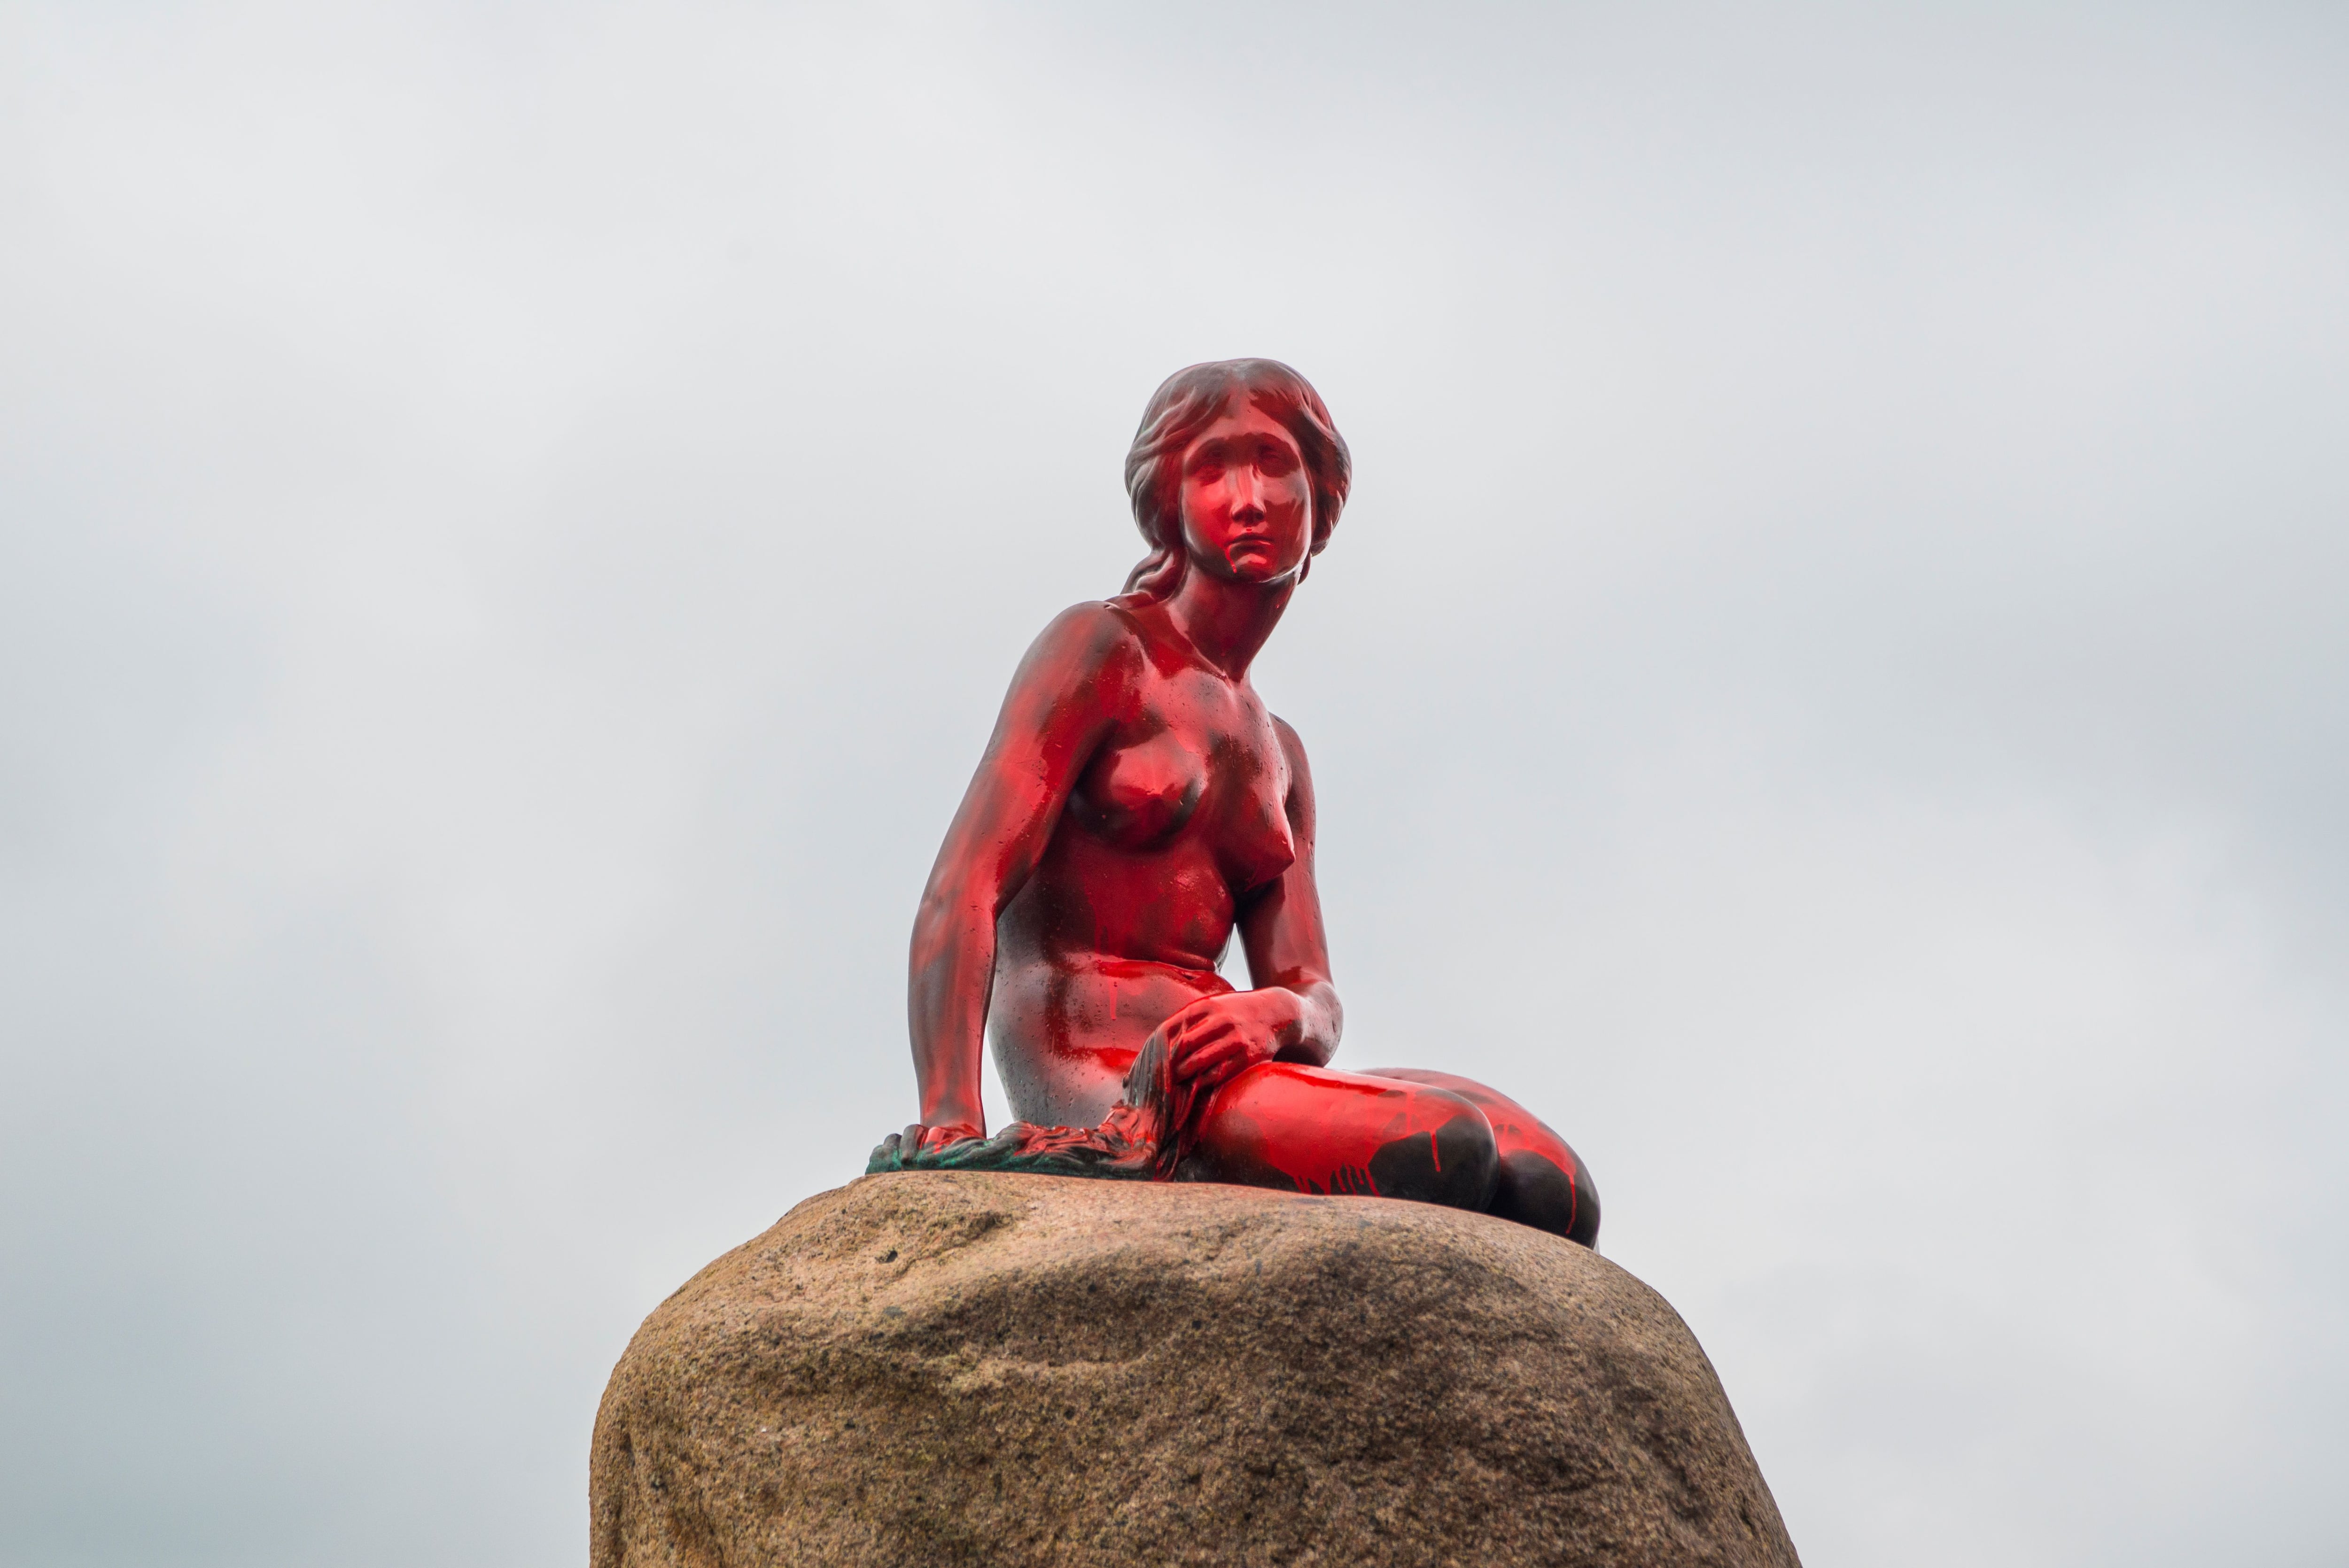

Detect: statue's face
1176,402,1314,586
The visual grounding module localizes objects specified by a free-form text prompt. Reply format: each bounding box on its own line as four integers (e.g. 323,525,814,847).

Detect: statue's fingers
1168,1016,1235,1060
1175,1035,1243,1081
949,1127,1003,1165
1161,996,1219,1038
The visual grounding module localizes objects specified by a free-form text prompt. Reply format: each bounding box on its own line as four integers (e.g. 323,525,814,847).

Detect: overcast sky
3,3,2344,1565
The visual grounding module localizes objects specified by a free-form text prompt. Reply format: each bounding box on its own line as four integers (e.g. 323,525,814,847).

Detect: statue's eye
1191,462,1225,482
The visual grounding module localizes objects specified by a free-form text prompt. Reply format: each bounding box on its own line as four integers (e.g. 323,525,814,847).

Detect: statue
871,360,1599,1246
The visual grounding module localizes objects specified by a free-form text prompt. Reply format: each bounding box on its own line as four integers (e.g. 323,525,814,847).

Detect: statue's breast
1217,765,1297,892
1067,676,1297,893
1070,733,1206,848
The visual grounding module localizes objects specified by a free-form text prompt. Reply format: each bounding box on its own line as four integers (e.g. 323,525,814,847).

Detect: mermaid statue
870,360,1599,1246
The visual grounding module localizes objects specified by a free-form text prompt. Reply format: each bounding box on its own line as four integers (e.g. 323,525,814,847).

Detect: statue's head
1121,359,1352,600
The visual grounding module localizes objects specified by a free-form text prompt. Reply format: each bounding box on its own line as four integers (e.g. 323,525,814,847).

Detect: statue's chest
1072,682,1295,889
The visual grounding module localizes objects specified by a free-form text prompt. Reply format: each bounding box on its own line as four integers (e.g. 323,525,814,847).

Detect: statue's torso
989,605,1298,1125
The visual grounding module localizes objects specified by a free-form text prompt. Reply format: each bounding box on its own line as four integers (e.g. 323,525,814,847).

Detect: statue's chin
1218,557,1299,587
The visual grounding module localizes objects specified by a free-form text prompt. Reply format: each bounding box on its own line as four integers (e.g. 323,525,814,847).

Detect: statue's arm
1234,717,1343,1067
905,604,1133,1144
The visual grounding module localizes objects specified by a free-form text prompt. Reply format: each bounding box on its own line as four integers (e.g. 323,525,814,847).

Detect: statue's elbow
909,883,995,969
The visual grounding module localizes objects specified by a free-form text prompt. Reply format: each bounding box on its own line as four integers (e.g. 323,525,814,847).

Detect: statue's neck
1164,568,1295,681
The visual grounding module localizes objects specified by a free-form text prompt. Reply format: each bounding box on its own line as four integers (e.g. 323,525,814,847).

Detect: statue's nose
1231,467,1266,519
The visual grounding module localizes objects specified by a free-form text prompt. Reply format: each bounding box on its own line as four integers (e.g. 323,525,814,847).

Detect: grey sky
2,3,2344,1564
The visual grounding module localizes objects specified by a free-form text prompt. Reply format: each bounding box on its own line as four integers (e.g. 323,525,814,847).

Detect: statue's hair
1120,359,1352,600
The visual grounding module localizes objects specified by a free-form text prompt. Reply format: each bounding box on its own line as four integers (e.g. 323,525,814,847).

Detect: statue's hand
903,1121,986,1157
1158,990,1301,1094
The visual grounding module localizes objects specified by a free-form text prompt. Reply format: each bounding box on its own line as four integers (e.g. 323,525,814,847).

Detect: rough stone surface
590,1171,1800,1568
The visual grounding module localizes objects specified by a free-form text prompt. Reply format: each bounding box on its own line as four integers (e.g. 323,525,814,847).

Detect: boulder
591,1171,1800,1568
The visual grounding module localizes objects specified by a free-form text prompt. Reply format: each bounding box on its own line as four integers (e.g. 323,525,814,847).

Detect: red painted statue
871,360,1598,1246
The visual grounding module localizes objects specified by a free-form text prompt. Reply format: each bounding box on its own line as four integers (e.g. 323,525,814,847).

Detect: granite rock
590,1171,1799,1567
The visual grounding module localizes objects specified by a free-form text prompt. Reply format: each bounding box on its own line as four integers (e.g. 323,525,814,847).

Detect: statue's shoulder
1037,597,1147,653
1268,712,1314,780
1013,599,1149,691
